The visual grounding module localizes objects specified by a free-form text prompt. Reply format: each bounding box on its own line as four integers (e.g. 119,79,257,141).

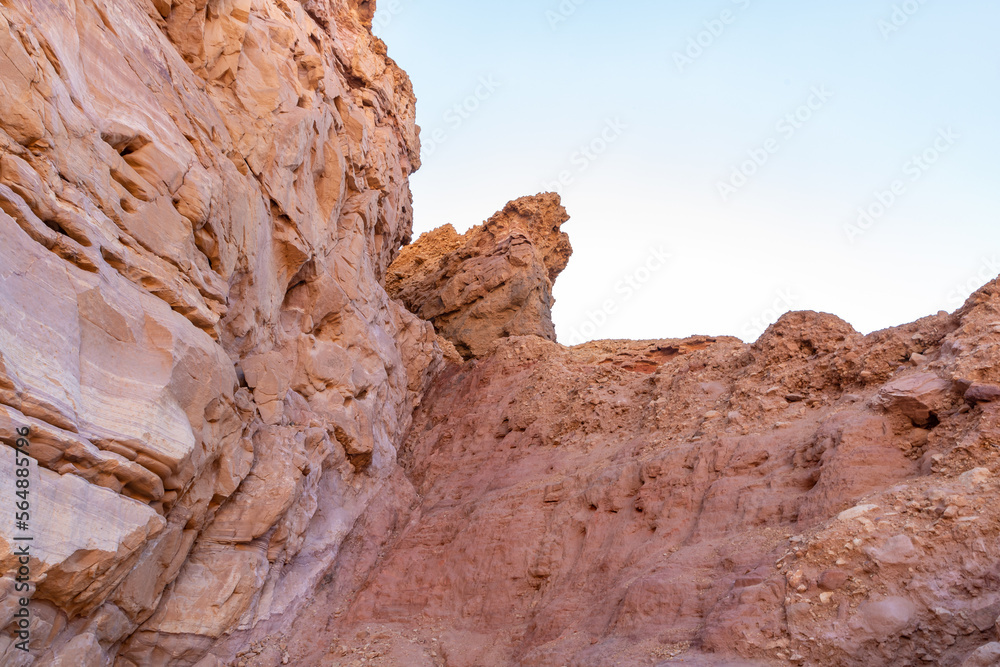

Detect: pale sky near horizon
373,0,1000,345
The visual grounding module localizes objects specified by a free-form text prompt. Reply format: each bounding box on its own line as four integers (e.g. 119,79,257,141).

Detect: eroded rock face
275,277,1000,666
386,192,572,359
4,0,1000,665
0,0,445,664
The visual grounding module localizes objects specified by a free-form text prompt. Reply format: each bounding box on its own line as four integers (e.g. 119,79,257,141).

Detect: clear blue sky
374,0,1000,344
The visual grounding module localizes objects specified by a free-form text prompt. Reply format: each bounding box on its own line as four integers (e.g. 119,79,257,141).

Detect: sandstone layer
0,0,447,664
2,0,1000,666
277,275,1000,667
386,193,571,359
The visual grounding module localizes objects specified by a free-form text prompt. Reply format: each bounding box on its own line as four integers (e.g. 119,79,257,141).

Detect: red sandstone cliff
270,204,1000,667
0,0,444,664
1,2,999,667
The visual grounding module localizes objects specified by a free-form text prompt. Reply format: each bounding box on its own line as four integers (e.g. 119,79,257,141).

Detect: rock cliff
274,277,1000,666
2,1,1000,667
0,0,444,664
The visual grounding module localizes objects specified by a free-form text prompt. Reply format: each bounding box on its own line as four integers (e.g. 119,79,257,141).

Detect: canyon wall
2,0,1000,666
281,226,1000,667
0,0,448,664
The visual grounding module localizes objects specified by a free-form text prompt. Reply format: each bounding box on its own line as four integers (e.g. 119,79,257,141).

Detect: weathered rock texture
274,276,1000,665
386,193,571,359
0,0,446,664
3,1,1000,666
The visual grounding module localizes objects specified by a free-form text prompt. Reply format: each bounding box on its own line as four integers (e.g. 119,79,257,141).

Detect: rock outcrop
2,1,1000,666
386,193,571,359
0,0,445,664
274,247,1000,665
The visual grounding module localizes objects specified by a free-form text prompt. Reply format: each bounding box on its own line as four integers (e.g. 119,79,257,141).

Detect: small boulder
965,383,1000,405
818,570,849,591
867,534,919,565
855,597,917,638
961,643,1000,667
874,373,954,426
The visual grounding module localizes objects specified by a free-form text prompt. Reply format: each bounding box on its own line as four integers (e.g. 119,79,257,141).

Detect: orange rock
3,0,1000,664
387,193,572,359
0,0,443,663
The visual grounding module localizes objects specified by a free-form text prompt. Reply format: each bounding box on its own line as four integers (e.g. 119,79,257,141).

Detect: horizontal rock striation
3,0,1000,665
0,0,445,664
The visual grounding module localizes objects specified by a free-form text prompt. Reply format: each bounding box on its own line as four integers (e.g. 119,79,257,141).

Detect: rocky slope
2,1,1000,667
271,265,1000,666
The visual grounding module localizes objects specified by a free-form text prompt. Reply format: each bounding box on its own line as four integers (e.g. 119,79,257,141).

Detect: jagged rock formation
273,257,1000,665
2,1,1000,666
0,0,445,664
386,193,571,359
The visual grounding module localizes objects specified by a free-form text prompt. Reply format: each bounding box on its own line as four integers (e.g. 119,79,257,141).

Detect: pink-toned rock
268,284,1000,666
875,372,955,425
962,643,1000,667
867,534,920,565
856,597,917,637
966,383,1000,404
819,570,850,591
0,0,444,664
3,0,1000,664
387,193,572,358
